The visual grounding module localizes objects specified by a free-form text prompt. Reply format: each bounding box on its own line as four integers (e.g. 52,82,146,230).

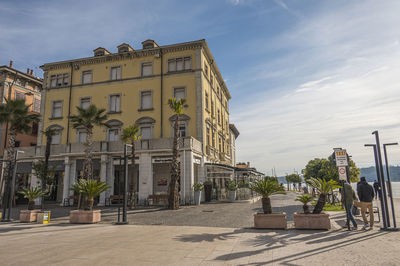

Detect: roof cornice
0,66,43,84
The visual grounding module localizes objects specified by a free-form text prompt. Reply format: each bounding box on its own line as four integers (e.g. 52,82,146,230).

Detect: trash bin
37,211,51,224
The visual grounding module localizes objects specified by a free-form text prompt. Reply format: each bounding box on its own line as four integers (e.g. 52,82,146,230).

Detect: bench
148,194,168,206
105,195,123,206
63,196,78,207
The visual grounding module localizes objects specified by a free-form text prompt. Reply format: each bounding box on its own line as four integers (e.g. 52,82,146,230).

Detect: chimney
30,69,34,76
27,68,30,74
9,60,13,68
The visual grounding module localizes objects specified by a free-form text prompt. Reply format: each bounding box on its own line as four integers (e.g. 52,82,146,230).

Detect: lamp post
117,144,132,225
383,143,398,230
365,144,389,229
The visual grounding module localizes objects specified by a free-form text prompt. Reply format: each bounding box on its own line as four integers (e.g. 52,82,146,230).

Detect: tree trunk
87,197,94,210
313,194,327,214
261,196,272,214
41,135,52,210
83,127,93,180
1,129,17,210
303,204,310,214
28,200,35,210
168,115,180,210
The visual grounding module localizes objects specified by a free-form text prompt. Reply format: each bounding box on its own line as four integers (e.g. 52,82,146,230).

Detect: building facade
17,39,236,204
0,63,42,200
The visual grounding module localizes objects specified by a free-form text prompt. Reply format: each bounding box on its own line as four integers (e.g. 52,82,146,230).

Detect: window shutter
176,58,183,71
142,63,152,76
168,60,176,72
141,92,152,109
174,88,185,100
184,57,191,70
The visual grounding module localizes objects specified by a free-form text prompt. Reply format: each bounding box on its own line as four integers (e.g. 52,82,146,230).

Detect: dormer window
117,43,134,53
142,39,159,49
93,47,111,57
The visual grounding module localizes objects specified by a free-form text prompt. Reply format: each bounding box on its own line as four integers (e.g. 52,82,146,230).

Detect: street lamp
383,143,398,230
116,143,132,225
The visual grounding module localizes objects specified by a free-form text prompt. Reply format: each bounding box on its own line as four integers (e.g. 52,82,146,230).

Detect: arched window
136,117,156,139
106,119,123,142
47,124,64,145
169,114,190,138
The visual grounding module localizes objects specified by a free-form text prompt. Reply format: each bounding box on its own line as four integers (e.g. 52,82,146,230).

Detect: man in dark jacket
341,182,358,229
373,180,381,200
355,177,374,229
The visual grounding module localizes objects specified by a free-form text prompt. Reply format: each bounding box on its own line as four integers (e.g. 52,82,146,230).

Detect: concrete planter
70,210,101,224
254,213,287,229
19,210,40,223
294,212,331,230
229,191,237,202
194,191,201,205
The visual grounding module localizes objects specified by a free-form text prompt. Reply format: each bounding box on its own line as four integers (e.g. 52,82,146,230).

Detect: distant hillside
360,166,400,182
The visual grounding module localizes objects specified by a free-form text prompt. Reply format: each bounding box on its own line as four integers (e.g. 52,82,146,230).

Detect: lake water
351,182,400,199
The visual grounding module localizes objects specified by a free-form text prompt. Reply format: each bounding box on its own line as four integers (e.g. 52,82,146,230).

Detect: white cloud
232,0,400,175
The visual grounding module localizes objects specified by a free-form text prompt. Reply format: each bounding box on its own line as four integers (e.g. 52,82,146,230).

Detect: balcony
14,136,203,159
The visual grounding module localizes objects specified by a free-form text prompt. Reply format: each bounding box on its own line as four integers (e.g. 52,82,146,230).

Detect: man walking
356,177,375,230
342,182,358,230
373,180,381,200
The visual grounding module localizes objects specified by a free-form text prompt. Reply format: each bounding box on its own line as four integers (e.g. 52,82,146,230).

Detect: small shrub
193,182,204,191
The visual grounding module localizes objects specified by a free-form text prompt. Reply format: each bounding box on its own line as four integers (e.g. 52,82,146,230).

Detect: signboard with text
335,150,348,167
338,166,347,181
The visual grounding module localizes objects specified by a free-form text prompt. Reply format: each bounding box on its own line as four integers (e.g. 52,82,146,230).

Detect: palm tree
121,124,142,209
19,187,47,210
0,99,40,209
295,194,314,214
70,105,108,180
250,179,286,214
40,127,57,209
167,97,186,210
71,179,109,210
306,178,341,214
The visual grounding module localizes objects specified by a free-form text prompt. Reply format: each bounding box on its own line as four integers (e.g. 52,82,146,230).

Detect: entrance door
153,163,171,194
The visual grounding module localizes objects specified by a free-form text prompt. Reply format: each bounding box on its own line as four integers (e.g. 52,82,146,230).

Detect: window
204,63,208,77
173,87,185,101
219,136,222,152
140,126,152,139
51,130,61,144
108,128,120,141
211,98,214,117
210,73,214,86
109,94,121,113
212,129,215,147
33,98,41,113
52,101,62,118
15,141,21,147
140,91,152,110
15,91,25,101
31,122,38,136
110,66,121,80
63,73,69,86
141,62,153,76
80,97,91,110
82,70,92,84
168,57,192,72
50,75,57,88
205,92,209,110
217,110,221,124
176,122,187,137
206,125,210,146
50,73,69,88
77,130,87,143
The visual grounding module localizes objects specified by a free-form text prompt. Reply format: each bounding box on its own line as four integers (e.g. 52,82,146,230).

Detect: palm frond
250,179,286,197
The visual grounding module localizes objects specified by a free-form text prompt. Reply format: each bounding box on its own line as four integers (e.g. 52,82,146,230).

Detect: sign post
334,148,350,231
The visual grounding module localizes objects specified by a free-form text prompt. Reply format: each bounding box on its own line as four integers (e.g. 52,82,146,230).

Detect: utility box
37,211,51,224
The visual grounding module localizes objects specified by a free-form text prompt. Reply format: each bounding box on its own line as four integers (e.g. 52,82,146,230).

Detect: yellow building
20,39,237,204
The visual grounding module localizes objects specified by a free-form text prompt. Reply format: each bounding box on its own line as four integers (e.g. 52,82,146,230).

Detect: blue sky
1,0,400,175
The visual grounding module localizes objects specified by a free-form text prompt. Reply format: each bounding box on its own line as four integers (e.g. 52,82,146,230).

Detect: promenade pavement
1,193,399,265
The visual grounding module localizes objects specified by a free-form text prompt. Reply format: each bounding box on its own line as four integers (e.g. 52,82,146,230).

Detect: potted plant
250,179,287,229
294,178,341,230
19,187,46,222
203,180,213,202
69,179,109,224
295,194,314,214
227,180,238,202
193,182,204,205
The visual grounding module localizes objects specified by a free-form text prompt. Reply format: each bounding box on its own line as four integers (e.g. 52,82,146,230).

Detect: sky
1,0,400,176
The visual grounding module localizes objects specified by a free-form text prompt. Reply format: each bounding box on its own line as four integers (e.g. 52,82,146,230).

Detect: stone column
60,157,71,206
138,153,152,202
98,155,108,206
69,159,77,197
106,158,114,198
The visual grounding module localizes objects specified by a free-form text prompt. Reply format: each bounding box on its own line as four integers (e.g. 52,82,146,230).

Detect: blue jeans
346,204,357,227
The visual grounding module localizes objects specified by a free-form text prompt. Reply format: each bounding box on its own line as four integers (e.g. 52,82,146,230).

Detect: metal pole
372,131,391,228
1,159,11,221
365,144,388,229
383,143,398,229
123,145,128,223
